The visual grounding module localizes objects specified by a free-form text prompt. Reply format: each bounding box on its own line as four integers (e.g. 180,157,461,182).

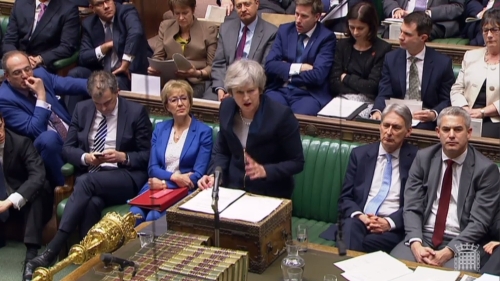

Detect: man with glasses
0,51,88,189
211,0,277,101
26,71,152,279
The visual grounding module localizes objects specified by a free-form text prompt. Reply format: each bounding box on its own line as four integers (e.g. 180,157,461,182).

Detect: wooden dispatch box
166,191,292,274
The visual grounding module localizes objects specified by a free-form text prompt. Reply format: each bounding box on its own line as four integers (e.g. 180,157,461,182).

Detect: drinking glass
138,232,153,248
287,267,303,281
324,274,337,281
296,224,308,252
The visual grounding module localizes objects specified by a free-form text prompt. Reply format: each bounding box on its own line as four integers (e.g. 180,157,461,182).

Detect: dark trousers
265,87,323,116
59,169,142,237
34,131,65,187
343,217,404,253
481,247,500,276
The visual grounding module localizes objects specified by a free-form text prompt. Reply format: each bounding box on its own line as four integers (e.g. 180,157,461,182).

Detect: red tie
494,0,500,8
432,159,454,248
235,26,248,59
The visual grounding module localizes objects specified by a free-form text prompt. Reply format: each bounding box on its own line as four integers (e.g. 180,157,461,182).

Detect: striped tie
89,116,107,173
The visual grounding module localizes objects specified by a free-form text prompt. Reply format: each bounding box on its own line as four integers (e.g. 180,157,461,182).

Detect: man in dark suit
264,0,336,116
211,0,277,101
2,0,80,72
26,71,152,279
383,0,464,39
0,51,88,189
0,113,52,281
329,104,418,253
391,106,500,269
371,12,453,131
480,210,500,275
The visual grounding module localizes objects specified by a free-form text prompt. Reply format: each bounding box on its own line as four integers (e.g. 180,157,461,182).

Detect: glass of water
296,224,308,252
138,232,153,248
324,274,337,281
287,267,303,281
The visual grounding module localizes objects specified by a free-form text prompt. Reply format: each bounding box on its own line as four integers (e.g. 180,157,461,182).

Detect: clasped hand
358,214,391,233
413,110,436,122
171,172,194,189
85,149,126,166
411,242,454,266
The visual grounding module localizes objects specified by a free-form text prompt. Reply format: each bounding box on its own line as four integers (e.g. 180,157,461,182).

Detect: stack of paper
391,266,460,281
220,195,283,223
317,97,367,119
475,274,500,281
179,187,245,214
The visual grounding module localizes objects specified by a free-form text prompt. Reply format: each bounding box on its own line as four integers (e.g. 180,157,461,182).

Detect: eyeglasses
482,27,500,34
168,95,188,104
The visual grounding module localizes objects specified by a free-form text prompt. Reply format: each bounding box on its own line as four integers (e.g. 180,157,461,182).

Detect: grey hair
437,106,471,129
381,104,413,129
224,59,267,94
87,71,119,98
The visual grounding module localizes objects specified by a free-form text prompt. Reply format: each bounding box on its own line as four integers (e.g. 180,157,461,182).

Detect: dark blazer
265,22,337,107
3,129,49,201
374,47,453,115
62,97,152,188
339,141,418,231
461,0,491,46
79,3,152,74
403,144,500,253
3,0,80,69
0,68,88,140
148,117,213,188
330,37,392,98
217,0,295,14
210,95,304,199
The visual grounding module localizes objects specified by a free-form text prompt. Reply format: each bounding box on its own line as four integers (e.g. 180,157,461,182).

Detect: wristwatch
481,109,485,119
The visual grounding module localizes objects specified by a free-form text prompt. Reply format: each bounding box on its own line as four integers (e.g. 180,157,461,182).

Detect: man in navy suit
0,51,88,188
264,0,336,116
330,104,418,253
371,12,453,131
2,0,80,72
26,71,152,279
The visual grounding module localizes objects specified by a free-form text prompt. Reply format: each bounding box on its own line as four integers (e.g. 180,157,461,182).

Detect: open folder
147,53,192,83
317,97,368,120
128,187,189,211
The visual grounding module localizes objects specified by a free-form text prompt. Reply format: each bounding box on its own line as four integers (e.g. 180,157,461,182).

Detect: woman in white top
130,80,213,224
451,8,500,138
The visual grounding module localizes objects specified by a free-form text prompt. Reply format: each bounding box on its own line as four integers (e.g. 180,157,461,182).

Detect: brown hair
295,0,323,15
169,0,196,11
161,80,194,110
345,2,379,43
482,8,500,29
403,11,432,37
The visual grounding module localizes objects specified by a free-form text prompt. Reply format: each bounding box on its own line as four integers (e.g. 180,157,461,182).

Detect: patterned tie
494,0,500,8
37,3,47,22
414,0,427,11
406,56,421,101
103,22,113,71
235,26,248,59
89,116,107,173
432,159,454,247
296,34,308,63
50,112,68,141
365,154,393,215
0,162,9,222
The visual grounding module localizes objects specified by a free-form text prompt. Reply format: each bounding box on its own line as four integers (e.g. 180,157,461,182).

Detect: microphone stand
211,198,220,247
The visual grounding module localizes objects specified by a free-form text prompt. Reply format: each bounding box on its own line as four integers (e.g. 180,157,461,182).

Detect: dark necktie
37,3,47,22
235,26,248,59
103,22,113,71
432,159,454,247
50,112,68,141
0,162,9,222
89,116,107,173
296,34,307,63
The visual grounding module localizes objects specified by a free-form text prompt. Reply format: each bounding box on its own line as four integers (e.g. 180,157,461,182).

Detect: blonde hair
161,80,194,109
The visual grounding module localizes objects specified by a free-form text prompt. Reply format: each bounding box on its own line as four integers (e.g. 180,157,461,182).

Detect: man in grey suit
210,0,277,101
391,106,500,269
382,0,464,39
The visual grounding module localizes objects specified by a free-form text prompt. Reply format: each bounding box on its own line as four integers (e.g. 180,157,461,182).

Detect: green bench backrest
1,15,9,35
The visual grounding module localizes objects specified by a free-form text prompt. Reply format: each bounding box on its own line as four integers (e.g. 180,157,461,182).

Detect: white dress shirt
164,127,188,174
94,18,134,66
289,24,318,76
351,144,402,230
31,0,50,36
81,99,119,168
237,17,259,59
392,0,429,17
0,144,26,210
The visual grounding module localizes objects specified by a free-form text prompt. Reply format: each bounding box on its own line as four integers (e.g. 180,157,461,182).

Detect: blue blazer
147,117,213,189
79,3,152,74
264,22,337,107
338,141,418,231
374,47,453,118
0,68,88,139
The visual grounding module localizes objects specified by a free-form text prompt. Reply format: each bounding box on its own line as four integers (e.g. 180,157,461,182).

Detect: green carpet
0,241,77,281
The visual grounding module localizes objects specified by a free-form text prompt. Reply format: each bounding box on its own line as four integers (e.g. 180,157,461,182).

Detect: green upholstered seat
0,15,79,70
432,38,470,45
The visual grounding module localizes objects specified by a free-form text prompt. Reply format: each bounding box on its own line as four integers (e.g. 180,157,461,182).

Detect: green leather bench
57,116,359,245
0,15,79,72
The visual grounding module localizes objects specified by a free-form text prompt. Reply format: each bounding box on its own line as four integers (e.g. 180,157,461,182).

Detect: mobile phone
94,153,104,158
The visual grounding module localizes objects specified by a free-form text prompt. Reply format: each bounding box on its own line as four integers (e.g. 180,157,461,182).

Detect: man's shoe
24,249,57,280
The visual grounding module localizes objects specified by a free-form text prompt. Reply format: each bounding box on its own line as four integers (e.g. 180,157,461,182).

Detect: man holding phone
26,71,152,279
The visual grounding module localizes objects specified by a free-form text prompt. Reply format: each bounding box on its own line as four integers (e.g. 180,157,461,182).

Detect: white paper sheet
321,1,349,21
470,118,483,137
220,195,283,223
204,5,226,23
390,267,460,281
318,97,366,119
147,58,177,82
179,187,245,214
131,73,161,96
385,98,423,114
172,53,193,71
475,274,500,281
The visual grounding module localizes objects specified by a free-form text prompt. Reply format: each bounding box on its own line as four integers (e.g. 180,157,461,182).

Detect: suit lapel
31,0,61,41
288,31,298,62
457,149,474,222
426,153,443,218
421,50,434,99
160,121,173,168
399,50,407,95
116,97,127,150
25,0,36,40
362,147,378,203
302,25,320,60
228,21,240,63
184,19,203,59
164,22,183,58
248,18,264,60
3,132,14,173
94,18,106,46
180,118,196,162
83,104,96,153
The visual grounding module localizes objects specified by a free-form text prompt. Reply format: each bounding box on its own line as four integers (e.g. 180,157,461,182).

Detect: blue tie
0,162,9,222
296,34,307,63
365,154,393,215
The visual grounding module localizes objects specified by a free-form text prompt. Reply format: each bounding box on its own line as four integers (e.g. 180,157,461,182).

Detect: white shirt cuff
81,153,89,166
385,217,396,231
122,54,134,62
8,192,26,210
36,99,51,110
95,46,105,60
406,238,423,246
289,63,302,76
426,10,432,18
351,211,363,218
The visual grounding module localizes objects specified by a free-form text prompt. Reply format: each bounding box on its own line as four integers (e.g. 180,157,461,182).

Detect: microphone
336,200,347,256
100,253,136,269
212,166,222,207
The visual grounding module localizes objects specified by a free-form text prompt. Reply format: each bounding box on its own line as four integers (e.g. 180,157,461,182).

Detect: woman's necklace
239,110,252,126
485,50,499,70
